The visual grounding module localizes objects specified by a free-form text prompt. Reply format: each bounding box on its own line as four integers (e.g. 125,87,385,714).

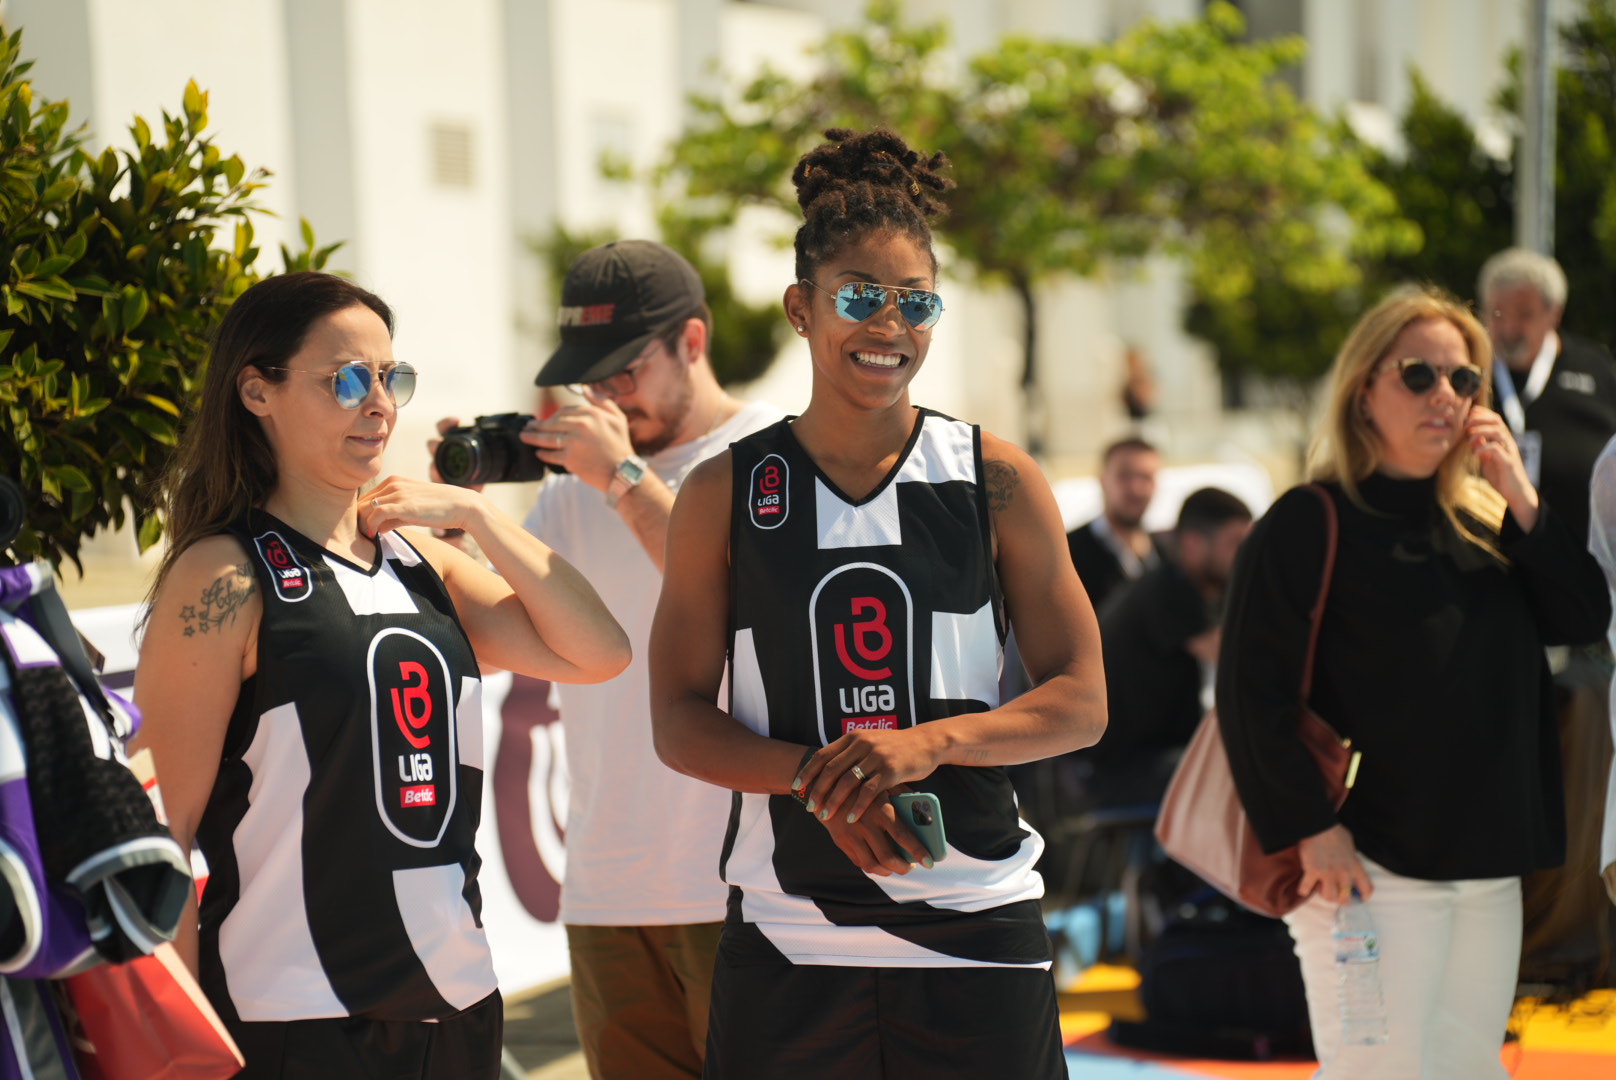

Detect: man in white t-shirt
515,241,782,1079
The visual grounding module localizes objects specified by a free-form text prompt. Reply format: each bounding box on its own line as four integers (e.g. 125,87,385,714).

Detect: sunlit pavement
1057,968,1616,1080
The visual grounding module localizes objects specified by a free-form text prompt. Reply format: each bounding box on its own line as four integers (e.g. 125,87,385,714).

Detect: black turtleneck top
1216,474,1610,881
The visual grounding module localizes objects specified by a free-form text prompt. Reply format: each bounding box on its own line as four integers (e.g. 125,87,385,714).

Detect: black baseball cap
535,239,705,387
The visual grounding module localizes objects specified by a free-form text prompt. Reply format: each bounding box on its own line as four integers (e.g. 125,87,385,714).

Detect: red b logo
834,596,892,680
265,539,291,568
749,454,790,529
392,661,433,749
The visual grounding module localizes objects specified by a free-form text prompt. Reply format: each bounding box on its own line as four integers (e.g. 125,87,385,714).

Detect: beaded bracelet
788,747,816,807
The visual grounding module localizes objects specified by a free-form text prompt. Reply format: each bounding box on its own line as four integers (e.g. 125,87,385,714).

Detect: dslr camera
434,413,561,487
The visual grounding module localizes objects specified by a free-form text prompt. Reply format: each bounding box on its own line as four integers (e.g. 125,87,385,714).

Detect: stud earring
796,325,805,332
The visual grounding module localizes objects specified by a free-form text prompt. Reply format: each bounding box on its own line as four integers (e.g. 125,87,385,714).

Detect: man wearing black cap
518,241,782,1079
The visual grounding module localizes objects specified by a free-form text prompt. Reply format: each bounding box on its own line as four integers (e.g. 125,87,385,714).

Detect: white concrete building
0,0,1551,600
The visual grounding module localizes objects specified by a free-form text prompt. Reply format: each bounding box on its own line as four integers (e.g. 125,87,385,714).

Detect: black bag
1108,888,1315,1061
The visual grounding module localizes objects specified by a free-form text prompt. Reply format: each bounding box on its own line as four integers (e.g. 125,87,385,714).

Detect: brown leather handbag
1154,484,1362,919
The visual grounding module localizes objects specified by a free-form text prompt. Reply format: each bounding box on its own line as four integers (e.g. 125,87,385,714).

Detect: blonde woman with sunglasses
132,272,629,1079
1217,286,1608,1078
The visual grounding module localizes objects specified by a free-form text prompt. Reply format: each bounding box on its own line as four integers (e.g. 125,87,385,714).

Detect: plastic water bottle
1333,891,1389,1046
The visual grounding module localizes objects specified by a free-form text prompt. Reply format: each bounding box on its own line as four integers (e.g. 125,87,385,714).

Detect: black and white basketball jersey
723,410,1050,969
197,510,496,1022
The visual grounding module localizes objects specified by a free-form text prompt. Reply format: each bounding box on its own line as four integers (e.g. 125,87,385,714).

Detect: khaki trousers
566,921,723,1080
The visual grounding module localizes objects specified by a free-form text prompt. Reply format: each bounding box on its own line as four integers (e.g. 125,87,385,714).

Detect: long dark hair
791,128,953,282
144,272,393,615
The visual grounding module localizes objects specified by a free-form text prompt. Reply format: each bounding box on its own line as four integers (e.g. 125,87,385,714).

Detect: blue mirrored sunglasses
267,362,417,409
801,279,945,331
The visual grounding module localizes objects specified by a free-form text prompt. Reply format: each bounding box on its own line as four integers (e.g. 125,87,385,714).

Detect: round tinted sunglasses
1386,357,1483,399
266,362,417,409
801,279,945,331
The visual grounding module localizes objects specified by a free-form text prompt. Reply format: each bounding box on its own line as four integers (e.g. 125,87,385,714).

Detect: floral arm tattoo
180,563,255,637
984,459,1019,513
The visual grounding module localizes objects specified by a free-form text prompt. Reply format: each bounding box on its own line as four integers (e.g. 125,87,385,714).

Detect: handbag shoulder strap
1297,483,1339,701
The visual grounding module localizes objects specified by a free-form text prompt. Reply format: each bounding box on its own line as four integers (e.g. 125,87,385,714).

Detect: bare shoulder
682,450,735,501
666,451,735,568
978,431,1044,515
154,534,260,639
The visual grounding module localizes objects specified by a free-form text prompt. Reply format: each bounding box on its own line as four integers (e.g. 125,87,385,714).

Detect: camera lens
912,801,933,826
434,438,477,487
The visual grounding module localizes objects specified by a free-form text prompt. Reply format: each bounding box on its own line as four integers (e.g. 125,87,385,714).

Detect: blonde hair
1306,285,1506,552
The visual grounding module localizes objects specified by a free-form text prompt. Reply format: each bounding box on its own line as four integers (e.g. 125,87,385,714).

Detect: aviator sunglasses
265,362,417,409
1386,357,1484,400
801,279,945,331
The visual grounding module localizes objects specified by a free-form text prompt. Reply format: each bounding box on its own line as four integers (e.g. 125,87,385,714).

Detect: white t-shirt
522,399,786,925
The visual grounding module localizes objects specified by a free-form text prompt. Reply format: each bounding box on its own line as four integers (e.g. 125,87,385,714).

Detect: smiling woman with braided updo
649,129,1106,1077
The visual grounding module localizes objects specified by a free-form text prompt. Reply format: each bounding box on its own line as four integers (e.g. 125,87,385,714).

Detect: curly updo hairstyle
791,128,954,284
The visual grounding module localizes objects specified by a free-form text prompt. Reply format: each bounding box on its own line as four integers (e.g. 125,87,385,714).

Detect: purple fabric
0,775,94,980
0,567,39,614
104,687,140,739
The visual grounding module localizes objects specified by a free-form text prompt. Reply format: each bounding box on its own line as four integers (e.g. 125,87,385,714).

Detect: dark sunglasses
1388,357,1483,399
266,362,417,409
801,279,945,331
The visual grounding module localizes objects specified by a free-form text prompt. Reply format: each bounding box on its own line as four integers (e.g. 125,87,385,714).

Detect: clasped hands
791,727,940,877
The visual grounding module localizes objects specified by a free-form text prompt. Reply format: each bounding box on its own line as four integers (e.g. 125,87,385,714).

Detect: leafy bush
0,24,337,572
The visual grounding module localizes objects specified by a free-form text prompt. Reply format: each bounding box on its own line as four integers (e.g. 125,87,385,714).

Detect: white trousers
1283,857,1521,1080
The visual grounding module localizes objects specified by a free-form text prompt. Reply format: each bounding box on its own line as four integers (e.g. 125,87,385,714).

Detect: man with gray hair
1482,248,1616,997
1479,247,1616,543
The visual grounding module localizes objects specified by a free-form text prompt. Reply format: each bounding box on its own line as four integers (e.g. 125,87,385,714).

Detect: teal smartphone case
892,792,947,863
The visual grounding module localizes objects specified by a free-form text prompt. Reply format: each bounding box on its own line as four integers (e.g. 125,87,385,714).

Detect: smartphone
892,792,947,864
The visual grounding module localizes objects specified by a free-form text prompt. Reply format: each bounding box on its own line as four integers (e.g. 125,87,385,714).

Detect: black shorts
226,990,503,1080
704,944,1064,1080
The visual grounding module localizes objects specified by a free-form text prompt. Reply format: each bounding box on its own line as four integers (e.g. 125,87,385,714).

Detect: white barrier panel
68,604,574,997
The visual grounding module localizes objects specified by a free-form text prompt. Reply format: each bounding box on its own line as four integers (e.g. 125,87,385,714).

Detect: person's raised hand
360,475,485,538
1466,405,1539,526
521,387,634,493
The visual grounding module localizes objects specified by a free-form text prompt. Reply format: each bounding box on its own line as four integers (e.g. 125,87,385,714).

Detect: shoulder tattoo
984,459,1020,513
180,562,255,637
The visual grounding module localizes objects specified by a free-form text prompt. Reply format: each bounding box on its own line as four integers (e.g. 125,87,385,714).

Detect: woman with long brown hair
1218,286,1608,1078
133,271,629,1078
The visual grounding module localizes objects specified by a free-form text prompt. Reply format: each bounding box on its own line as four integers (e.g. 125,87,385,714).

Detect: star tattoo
180,563,255,636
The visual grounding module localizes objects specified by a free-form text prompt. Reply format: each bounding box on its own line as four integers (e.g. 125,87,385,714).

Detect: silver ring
851,764,867,782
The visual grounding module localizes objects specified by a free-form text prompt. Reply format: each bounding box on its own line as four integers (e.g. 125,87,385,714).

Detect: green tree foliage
1186,75,1513,388
1546,0,1616,345
0,25,337,572
1365,73,1514,299
1196,0,1616,390
649,1,1411,451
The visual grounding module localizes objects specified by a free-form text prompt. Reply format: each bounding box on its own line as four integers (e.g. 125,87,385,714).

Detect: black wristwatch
606,454,648,508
